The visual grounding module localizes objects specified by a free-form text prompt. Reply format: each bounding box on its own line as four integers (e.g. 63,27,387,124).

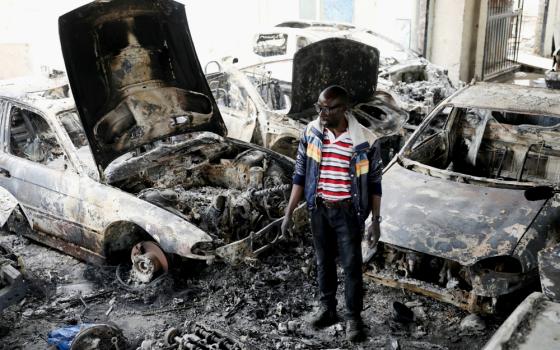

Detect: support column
426,0,485,83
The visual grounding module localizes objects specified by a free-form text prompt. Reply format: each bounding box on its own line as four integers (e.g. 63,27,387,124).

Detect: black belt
317,197,352,209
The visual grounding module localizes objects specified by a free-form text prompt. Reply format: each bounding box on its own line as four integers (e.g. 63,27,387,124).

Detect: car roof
276,20,356,31
0,76,75,116
448,82,560,116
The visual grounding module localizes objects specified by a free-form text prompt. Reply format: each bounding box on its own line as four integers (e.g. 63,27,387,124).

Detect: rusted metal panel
513,198,560,271
288,38,379,118
448,83,560,116
0,243,26,311
59,0,227,169
0,187,17,226
482,292,560,350
538,243,560,302
364,270,495,314
380,164,544,266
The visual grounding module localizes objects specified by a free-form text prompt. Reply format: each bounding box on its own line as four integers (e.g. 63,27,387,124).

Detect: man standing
281,85,382,342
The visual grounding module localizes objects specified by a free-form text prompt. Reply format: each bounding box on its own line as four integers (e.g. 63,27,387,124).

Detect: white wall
0,44,32,79
354,0,417,49
426,0,486,83
184,0,299,65
543,0,560,56
0,0,300,77
0,0,90,75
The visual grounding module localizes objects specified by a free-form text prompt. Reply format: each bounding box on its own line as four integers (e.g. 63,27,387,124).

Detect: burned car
205,63,303,158
242,20,456,126
207,38,408,162
0,0,294,282
366,82,560,313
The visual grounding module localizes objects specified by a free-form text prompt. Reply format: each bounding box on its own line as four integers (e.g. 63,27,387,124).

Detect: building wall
354,0,418,50
427,0,484,83
0,44,32,79
427,0,467,83
543,0,560,56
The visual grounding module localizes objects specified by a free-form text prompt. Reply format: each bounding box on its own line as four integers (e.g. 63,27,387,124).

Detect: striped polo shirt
317,128,353,201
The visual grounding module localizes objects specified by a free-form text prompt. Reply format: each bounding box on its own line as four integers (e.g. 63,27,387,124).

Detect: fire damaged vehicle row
368,82,560,313
0,0,294,282
207,21,455,162
207,37,408,163
1,0,559,318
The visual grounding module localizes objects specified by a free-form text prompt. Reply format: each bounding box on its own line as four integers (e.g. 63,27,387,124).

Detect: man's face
316,93,346,128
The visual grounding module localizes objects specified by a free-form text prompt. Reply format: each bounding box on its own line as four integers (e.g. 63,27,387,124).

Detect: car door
0,101,101,255
207,72,257,142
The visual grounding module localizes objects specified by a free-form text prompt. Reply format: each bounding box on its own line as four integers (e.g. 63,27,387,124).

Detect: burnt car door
0,101,98,253
207,71,258,142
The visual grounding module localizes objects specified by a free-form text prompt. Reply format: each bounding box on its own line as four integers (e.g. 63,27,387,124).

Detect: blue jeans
310,203,364,320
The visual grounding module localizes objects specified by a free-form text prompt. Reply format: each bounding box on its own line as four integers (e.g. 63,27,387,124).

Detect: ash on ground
0,230,505,349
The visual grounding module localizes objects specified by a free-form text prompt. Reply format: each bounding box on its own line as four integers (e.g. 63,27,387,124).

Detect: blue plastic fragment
47,324,98,350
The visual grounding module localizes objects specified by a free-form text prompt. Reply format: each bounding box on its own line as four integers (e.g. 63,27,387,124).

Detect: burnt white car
243,20,456,125
208,37,409,162
368,82,560,313
0,0,294,281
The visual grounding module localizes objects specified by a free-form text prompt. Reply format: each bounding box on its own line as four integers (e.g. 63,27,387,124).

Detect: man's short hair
322,85,350,106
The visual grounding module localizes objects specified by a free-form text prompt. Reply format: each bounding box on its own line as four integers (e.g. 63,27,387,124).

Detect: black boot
345,318,365,342
310,307,338,329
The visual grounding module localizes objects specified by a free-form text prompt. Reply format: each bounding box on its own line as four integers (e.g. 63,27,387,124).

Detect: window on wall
299,0,354,22
9,107,67,171
322,0,354,23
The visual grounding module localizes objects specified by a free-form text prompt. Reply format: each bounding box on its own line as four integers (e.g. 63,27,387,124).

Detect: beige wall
0,0,300,74
543,0,560,56
354,0,418,50
0,44,32,79
427,0,466,83
427,0,484,83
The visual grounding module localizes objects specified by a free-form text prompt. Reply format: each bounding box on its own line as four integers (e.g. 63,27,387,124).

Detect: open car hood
59,0,226,169
380,164,546,266
287,37,379,119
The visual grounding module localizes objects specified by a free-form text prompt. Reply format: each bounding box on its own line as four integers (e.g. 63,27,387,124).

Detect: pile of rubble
0,230,501,349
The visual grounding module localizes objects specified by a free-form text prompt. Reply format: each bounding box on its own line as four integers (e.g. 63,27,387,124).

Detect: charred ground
0,229,508,350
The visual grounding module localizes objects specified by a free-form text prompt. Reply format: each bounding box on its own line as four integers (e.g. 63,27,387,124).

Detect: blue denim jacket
292,113,383,223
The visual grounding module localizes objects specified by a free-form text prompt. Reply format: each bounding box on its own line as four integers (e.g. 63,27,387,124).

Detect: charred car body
0,0,295,281
242,20,456,126
207,37,408,162
367,82,560,313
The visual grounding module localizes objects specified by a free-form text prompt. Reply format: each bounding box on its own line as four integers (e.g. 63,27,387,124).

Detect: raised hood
288,37,379,119
380,164,546,266
59,0,227,169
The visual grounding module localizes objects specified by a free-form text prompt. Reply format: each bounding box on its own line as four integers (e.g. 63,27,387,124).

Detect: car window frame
402,104,454,155
4,100,79,173
53,108,100,180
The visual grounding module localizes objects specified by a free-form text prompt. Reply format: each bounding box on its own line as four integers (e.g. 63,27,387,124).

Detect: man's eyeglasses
314,103,343,114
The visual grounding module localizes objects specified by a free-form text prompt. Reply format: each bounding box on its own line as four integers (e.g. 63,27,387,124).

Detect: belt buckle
320,198,349,209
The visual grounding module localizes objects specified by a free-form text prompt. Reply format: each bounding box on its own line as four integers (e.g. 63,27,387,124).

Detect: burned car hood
380,164,546,266
59,0,226,169
287,38,379,119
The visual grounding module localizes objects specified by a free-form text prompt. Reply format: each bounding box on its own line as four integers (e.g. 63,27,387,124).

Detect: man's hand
365,222,380,248
280,214,292,239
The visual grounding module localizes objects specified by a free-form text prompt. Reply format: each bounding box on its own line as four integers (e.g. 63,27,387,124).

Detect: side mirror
524,186,557,201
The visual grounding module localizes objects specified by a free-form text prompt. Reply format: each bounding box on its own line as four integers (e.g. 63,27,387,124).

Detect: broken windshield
253,33,288,57
57,110,97,173
407,106,560,184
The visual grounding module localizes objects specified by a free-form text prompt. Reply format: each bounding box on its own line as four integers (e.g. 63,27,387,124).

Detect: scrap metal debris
0,229,499,349
47,323,126,350
0,243,26,312
159,322,246,350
